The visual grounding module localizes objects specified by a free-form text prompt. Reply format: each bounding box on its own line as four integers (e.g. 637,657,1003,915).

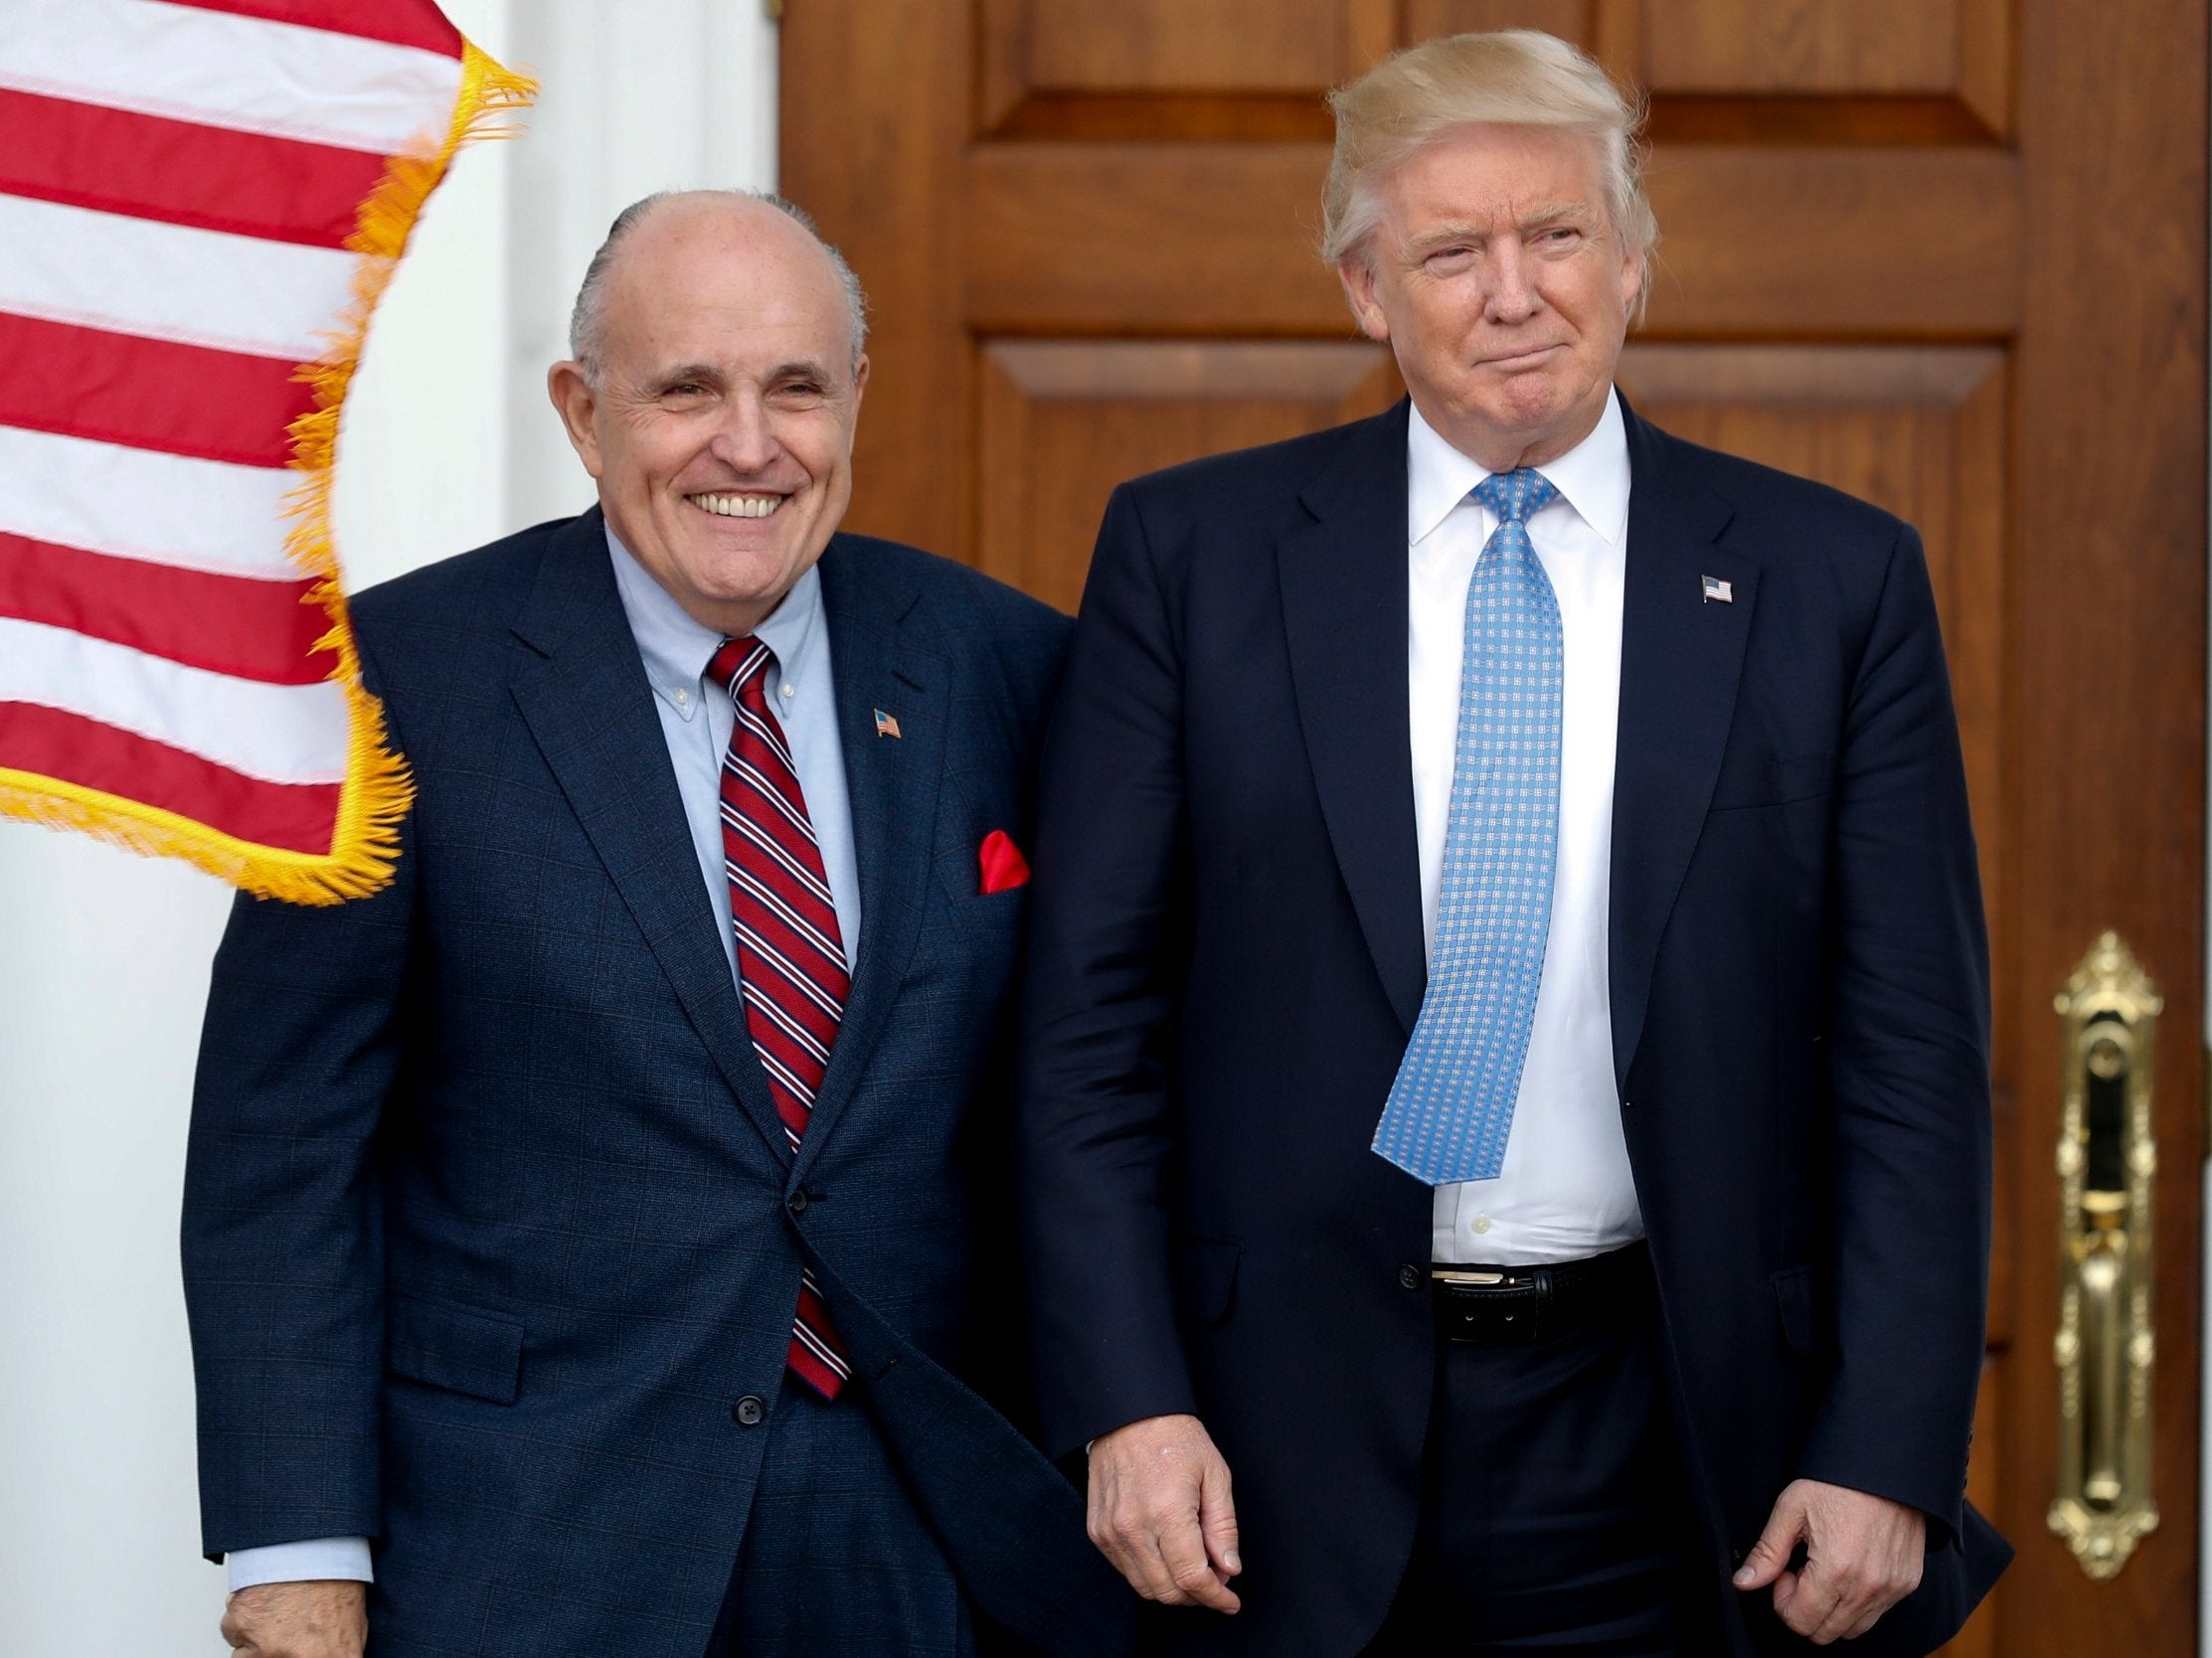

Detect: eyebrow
646,358,841,389
1404,202,1598,254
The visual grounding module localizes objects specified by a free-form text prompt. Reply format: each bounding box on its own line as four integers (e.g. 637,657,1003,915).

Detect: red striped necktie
707,636,852,1400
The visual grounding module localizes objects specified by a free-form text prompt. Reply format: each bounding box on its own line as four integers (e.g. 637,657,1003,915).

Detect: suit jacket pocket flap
1770,1265,1823,1356
1171,1235,1241,1326
388,1293,524,1404
1710,748,1834,811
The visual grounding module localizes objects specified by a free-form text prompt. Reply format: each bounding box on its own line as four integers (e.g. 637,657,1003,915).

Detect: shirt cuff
227,1538,374,1591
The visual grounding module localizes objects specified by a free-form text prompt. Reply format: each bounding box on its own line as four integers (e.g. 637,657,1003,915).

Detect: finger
1198,1460,1242,1580
1796,1549,1886,1644
1735,1499,1807,1590
1158,1520,1241,1613
1770,1567,1797,1617
1780,1574,1847,1641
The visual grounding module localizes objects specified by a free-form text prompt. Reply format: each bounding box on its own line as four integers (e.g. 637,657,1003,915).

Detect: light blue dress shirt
225,528,863,1592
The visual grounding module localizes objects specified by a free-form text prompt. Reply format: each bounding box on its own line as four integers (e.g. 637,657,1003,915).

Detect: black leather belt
1432,1241,1649,1345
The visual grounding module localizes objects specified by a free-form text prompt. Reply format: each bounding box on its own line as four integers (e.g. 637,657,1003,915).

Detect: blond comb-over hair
1323,31,1656,302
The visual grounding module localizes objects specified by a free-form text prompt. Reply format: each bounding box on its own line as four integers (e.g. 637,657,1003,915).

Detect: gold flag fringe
0,41,538,906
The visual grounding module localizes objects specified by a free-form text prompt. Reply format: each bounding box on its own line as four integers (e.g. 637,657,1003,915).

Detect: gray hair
567,189,869,382
1322,31,1656,314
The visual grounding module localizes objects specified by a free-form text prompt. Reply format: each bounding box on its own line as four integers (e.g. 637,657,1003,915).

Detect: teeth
690,492,781,518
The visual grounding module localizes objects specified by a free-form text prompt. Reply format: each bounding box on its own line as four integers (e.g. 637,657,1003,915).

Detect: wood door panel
965,144,2022,334
1595,0,2009,136
1631,0,1968,93
978,340,1400,609
979,0,1393,138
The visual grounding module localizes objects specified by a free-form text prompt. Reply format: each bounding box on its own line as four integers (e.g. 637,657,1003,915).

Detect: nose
708,388,778,473
1484,239,1542,324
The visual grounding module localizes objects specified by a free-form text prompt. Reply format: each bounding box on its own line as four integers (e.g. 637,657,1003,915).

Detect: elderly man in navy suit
184,190,1123,1658
1019,30,2008,1658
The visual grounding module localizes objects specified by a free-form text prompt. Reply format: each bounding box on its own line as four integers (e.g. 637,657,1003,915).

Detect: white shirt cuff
227,1537,374,1591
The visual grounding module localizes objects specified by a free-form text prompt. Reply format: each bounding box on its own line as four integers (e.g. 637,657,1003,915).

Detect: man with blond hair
1019,30,2009,1657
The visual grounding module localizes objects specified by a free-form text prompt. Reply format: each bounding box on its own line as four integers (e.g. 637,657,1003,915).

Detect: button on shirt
221,530,864,1593
1408,391,1642,1265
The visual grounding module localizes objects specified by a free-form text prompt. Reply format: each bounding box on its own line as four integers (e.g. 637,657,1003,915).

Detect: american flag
0,0,530,903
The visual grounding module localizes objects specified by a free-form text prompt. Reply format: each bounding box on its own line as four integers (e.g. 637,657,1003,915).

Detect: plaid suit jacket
183,509,1128,1657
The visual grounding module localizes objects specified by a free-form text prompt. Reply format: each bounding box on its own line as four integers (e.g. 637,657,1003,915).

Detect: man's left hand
1733,1479,1925,1643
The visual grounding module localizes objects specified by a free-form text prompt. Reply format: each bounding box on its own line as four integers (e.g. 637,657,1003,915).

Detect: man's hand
1734,1479,1925,1643
221,1580,368,1657
1086,1412,1242,1613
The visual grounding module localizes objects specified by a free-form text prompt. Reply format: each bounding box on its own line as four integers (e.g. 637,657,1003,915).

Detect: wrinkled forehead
603,206,856,364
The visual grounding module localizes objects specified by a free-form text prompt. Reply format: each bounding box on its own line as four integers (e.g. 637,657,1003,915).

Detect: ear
546,360,605,479
851,352,871,407
1617,246,1645,318
1337,254,1391,344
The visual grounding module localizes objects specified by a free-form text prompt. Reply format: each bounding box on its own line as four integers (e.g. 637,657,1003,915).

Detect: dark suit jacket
1017,400,2010,1657
182,509,1129,1658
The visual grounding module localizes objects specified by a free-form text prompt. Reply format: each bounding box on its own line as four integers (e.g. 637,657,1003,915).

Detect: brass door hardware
2048,932,2161,1579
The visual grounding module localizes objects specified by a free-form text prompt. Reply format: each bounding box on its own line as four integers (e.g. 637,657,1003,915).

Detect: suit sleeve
1017,484,1198,1459
1795,523,1992,1541
179,633,416,1559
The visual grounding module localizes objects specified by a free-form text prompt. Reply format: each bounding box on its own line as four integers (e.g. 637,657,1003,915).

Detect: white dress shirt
225,530,863,1591
1407,391,1643,1265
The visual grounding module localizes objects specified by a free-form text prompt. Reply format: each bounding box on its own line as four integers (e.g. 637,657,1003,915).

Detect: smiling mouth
688,491,785,519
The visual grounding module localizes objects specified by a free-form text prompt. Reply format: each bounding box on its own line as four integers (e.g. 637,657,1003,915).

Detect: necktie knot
1471,468,1558,526
706,636,773,701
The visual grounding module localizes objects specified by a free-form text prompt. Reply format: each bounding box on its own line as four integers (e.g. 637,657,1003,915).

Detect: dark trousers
1363,1249,1714,1657
704,1374,979,1658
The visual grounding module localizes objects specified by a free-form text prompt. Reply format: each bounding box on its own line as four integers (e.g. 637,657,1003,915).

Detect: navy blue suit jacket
183,510,1129,1657
1017,401,2010,1656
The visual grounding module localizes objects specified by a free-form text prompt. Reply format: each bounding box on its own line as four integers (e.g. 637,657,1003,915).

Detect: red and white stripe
0,0,467,855
708,637,856,1401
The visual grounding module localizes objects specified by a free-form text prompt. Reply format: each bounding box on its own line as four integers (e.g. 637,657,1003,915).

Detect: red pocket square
978,829,1030,895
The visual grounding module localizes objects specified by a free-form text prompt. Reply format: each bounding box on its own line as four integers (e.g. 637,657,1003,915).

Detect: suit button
786,1190,808,1216
733,1395,766,1426
1398,1263,1424,1291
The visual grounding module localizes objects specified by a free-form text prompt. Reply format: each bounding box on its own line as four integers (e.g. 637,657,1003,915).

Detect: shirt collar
1404,387,1630,549
604,523,827,719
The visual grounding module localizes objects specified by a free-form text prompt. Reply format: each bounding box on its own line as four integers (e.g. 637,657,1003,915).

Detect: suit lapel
793,538,948,1181
505,509,791,1161
1608,405,1756,1090
1277,403,1427,1035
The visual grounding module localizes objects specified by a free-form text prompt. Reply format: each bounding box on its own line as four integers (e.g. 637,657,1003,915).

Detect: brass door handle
2048,932,2161,1579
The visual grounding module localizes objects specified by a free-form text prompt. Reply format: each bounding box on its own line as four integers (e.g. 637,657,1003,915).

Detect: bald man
183,192,1126,1658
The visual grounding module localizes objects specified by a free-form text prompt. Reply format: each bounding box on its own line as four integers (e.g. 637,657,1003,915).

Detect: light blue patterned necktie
1372,467,1563,1186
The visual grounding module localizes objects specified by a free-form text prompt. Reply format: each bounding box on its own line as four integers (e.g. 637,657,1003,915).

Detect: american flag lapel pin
873,708,903,740
1701,575,1734,604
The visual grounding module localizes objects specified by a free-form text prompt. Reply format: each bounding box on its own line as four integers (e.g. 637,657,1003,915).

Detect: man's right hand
220,1580,367,1657
1086,1412,1242,1613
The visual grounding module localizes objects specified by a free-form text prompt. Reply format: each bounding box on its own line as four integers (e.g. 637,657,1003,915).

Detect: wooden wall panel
977,340,1400,609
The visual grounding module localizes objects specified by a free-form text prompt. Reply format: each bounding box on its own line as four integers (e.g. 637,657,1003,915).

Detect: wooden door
784,2,2206,1651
